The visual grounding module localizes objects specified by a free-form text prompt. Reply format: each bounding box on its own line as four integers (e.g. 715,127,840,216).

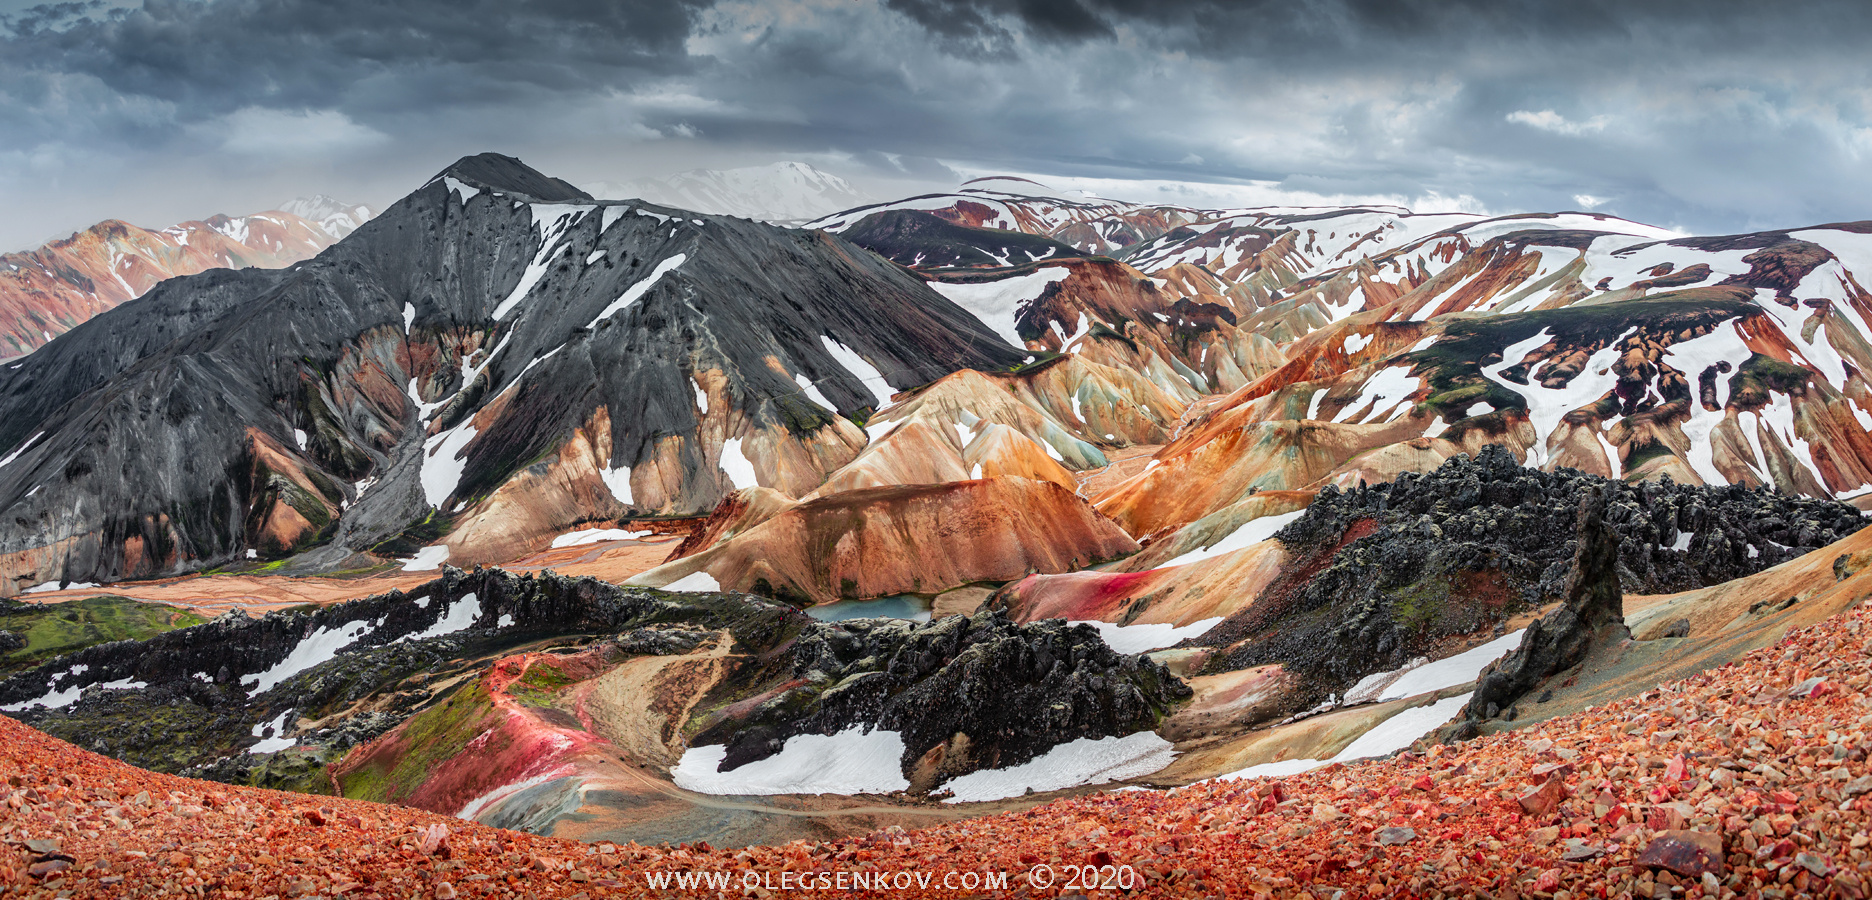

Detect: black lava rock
692,608,1191,784
1196,444,1864,703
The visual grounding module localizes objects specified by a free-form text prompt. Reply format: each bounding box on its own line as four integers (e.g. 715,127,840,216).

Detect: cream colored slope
857,354,1188,472
1092,415,1428,539
1625,519,1872,642
997,538,1287,628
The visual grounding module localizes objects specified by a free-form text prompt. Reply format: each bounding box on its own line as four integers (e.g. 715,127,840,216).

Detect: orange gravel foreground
7,604,1872,898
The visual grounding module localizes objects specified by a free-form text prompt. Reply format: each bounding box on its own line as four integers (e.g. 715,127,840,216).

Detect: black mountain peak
431,153,591,203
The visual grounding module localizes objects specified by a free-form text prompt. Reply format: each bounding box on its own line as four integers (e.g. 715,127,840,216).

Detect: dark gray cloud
2,0,1870,249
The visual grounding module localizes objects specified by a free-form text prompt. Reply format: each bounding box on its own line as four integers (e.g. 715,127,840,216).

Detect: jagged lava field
6,155,1872,897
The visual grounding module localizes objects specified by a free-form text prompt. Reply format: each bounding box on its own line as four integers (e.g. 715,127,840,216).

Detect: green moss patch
0,596,208,675
336,679,501,805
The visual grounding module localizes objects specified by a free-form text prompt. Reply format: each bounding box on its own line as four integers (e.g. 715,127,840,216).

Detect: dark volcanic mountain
0,154,1023,594
840,209,1087,269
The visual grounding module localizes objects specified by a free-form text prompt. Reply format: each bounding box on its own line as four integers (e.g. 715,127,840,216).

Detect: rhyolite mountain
0,202,370,360
0,153,1023,594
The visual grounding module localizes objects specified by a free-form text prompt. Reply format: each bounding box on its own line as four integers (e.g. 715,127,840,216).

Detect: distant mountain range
583,161,874,224
0,197,372,359
278,195,375,240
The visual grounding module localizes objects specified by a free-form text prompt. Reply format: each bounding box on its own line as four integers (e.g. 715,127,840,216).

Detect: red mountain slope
0,206,366,359
6,598,1871,897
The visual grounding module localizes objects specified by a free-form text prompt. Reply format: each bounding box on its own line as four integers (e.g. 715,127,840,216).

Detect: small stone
1530,826,1561,845
435,882,457,900
1561,838,1606,861
1790,677,1833,699
27,859,71,878
1376,827,1416,846
1519,775,1568,816
1531,762,1574,782
1635,829,1724,879
23,839,60,854
1794,852,1829,876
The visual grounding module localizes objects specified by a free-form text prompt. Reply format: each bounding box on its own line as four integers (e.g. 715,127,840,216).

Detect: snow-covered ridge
584,162,873,225
277,195,375,240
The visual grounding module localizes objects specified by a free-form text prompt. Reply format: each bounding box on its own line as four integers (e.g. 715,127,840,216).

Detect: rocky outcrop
1460,486,1630,723
631,477,1140,604
1194,446,1864,701
690,609,1190,789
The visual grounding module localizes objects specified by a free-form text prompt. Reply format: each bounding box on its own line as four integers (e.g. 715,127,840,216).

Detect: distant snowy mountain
584,162,874,225
278,195,375,239
0,203,365,360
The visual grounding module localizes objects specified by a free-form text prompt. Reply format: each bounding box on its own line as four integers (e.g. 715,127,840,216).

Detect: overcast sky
3,0,1870,250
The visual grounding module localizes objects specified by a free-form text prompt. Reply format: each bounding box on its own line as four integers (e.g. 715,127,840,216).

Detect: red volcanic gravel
9,604,1872,898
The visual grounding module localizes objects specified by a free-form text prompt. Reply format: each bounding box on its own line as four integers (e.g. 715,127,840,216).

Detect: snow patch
401,544,451,572
940,731,1177,803
1157,509,1307,570
550,528,650,548
586,254,687,328
396,593,483,643
1216,693,1474,781
720,437,758,489
1374,630,1525,702
796,373,836,411
1,666,149,712
492,204,593,320
24,581,93,594
1305,388,1328,421
927,268,1071,348
419,420,479,509
1076,618,1223,654
251,709,296,754
1482,327,1633,467
600,466,634,506
664,570,721,592
242,619,378,696
443,177,480,203
0,432,44,470
1331,366,1420,424
822,336,889,405
673,726,911,795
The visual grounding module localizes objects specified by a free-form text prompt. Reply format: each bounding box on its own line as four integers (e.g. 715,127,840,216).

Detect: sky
3,0,1871,250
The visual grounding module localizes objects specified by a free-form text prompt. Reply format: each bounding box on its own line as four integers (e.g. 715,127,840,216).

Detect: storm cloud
3,0,1871,248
